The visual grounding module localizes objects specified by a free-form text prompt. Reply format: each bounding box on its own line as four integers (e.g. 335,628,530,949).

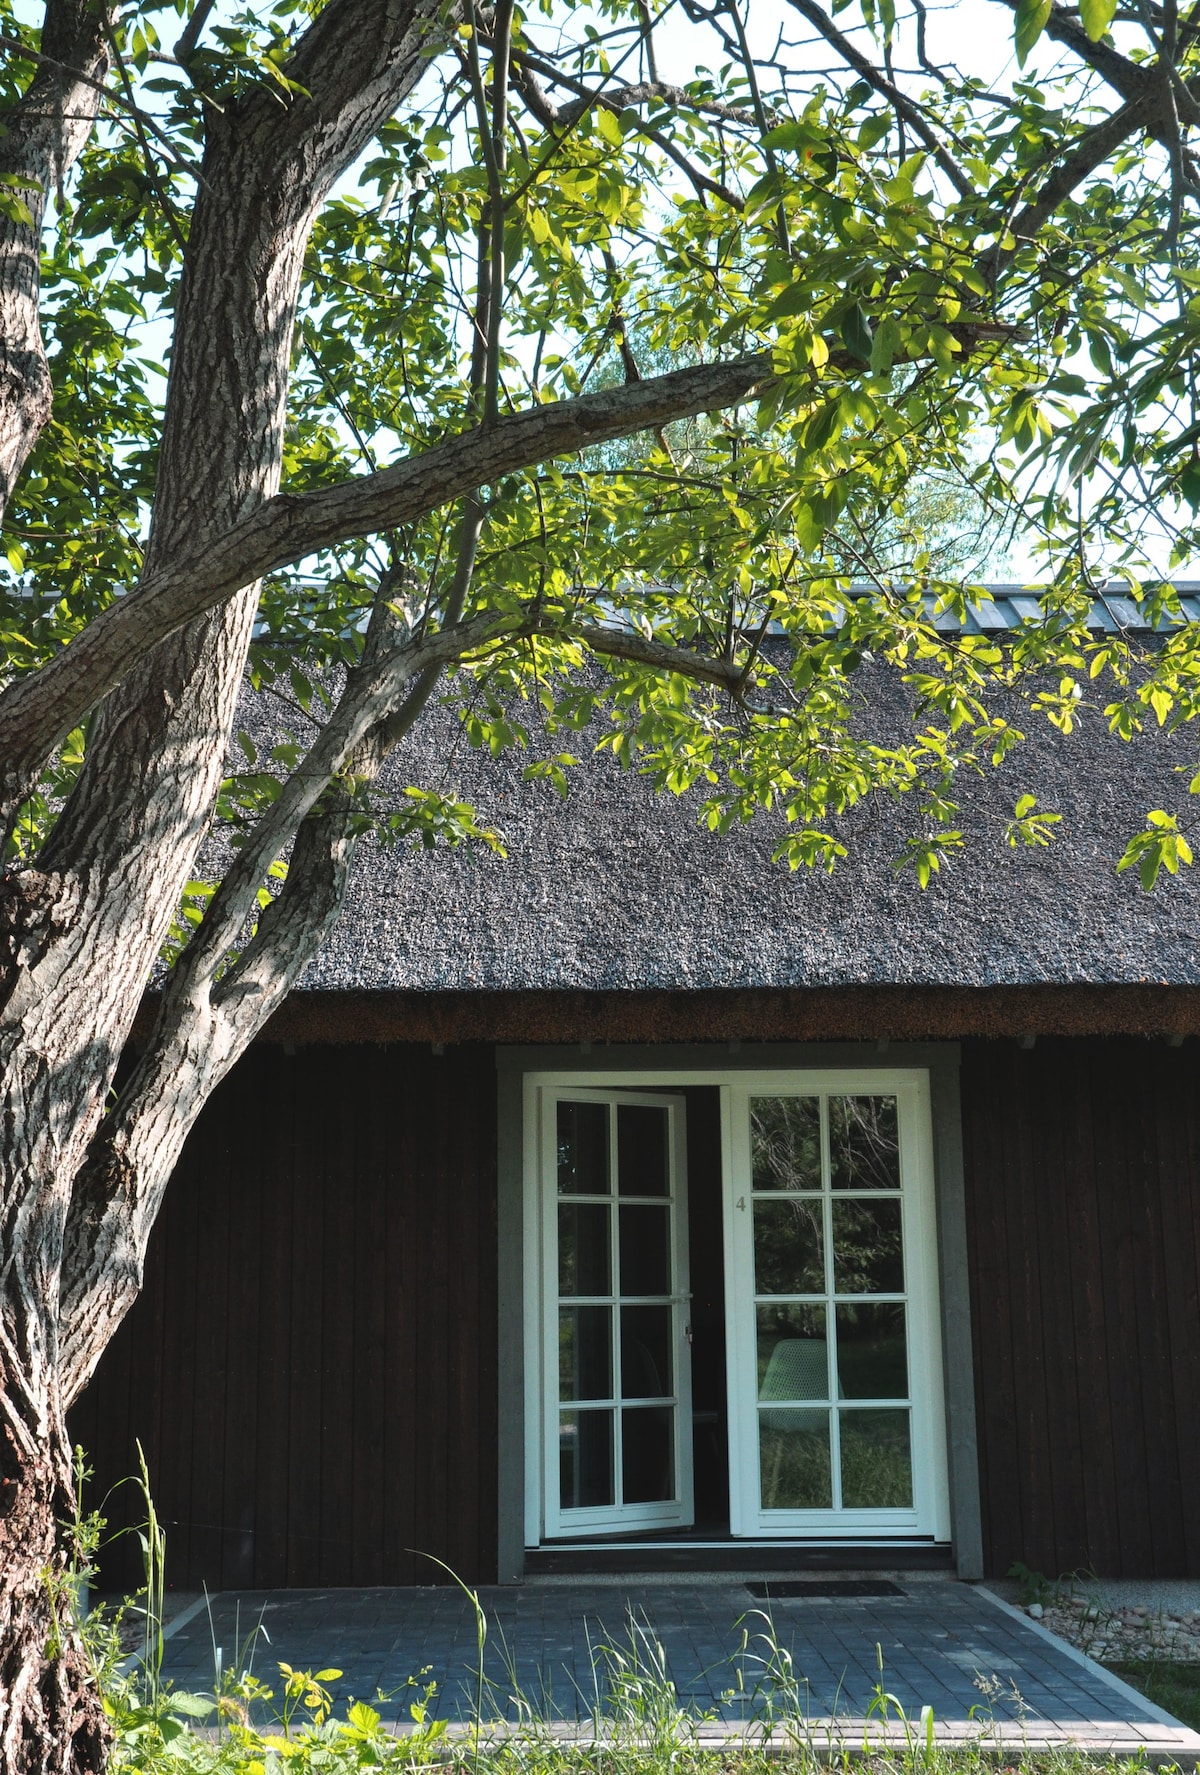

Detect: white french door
724,1071,948,1540
539,1089,694,1537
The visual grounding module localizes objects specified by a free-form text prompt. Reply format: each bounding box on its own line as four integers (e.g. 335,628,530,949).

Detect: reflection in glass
756,1305,828,1400
618,1105,669,1196
751,1097,821,1191
622,1406,675,1503
621,1305,672,1399
558,1202,611,1296
557,1100,610,1195
840,1409,913,1507
831,1198,903,1293
559,1305,612,1401
829,1096,901,1191
835,1303,908,1399
753,1197,824,1296
619,1204,670,1296
758,1409,832,1509
560,1409,615,1508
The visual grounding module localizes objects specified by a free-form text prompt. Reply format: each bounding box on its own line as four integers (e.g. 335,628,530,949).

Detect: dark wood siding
72,1042,498,1592
962,1036,1200,1580
76,1028,1200,1589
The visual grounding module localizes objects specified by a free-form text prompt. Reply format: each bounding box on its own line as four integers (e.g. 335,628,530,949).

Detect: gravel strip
1020,1591,1200,1664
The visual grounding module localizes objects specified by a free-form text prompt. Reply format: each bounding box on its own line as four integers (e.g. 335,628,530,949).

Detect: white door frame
522,1066,950,1549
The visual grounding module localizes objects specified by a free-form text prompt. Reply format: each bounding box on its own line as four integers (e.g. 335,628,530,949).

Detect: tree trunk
0,15,458,1772
0,2,113,521
0,1363,105,1773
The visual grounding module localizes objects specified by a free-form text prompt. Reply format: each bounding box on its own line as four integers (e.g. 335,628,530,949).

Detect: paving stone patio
155,1578,1200,1757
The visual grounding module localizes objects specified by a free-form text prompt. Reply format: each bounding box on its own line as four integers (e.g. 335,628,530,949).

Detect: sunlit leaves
8,0,1200,917
1079,0,1118,42
1117,811,1195,891
1005,794,1062,848
1013,0,1053,64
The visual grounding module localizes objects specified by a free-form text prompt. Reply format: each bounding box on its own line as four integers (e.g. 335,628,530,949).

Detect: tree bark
0,7,459,1768
0,1377,104,1772
0,3,114,519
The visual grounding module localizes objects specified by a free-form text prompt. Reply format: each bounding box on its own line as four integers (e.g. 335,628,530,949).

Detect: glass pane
835,1303,908,1400
758,1408,832,1509
832,1197,903,1294
617,1105,669,1196
751,1097,821,1191
829,1096,901,1191
622,1406,675,1503
557,1100,610,1195
559,1305,612,1401
840,1409,913,1508
757,1305,828,1402
558,1202,610,1296
753,1198,824,1296
621,1305,673,1399
619,1204,670,1296
559,1409,614,1508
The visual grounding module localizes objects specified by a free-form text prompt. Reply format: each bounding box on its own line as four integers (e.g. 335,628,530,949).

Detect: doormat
745,1580,906,1599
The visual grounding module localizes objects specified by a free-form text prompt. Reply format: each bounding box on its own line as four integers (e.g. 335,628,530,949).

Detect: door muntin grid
547,1092,691,1532
746,1092,917,1521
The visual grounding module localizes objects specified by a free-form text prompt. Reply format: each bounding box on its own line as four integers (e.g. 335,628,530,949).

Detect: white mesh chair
759,1338,829,1503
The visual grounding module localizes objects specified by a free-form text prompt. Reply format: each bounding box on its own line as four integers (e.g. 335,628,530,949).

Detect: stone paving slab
154,1578,1200,1759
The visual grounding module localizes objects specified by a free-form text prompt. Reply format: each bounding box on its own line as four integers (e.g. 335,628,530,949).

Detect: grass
1106,1659,1200,1731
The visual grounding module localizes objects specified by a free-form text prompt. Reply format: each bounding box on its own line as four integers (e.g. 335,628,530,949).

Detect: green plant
725,1606,816,1747
1007,1562,1056,1609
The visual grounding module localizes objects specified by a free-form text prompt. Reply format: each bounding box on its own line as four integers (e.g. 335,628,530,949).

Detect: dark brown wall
962,1036,1200,1581
76,1030,1200,1590
72,1042,498,1592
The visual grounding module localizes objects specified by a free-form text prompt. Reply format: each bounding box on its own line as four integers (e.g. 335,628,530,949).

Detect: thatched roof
290,592,1200,994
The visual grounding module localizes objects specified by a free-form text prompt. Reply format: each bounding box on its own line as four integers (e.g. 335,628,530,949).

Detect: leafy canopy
6,0,1200,912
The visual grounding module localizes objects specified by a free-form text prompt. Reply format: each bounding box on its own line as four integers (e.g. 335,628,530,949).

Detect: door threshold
524,1542,955,1578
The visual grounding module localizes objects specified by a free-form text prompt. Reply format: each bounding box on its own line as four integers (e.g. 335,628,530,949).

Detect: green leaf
1014,0,1053,64
1079,0,1117,40
840,302,874,364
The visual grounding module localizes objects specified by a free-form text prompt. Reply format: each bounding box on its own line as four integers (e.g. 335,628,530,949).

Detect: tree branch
991,0,1154,108
781,0,975,200
0,354,775,816
0,3,116,519
0,33,201,182
56,777,362,1403
577,621,747,691
171,608,524,1000
1003,95,1153,249
505,46,748,208
53,596,768,1396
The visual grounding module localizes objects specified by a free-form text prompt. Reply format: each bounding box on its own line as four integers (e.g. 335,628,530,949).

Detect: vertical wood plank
253,1046,294,1585
351,1045,388,1582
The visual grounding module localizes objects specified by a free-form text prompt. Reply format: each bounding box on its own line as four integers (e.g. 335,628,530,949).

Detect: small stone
1028,1603,1044,1619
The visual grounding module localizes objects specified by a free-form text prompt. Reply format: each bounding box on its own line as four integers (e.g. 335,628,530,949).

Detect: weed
1007,1563,1056,1610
